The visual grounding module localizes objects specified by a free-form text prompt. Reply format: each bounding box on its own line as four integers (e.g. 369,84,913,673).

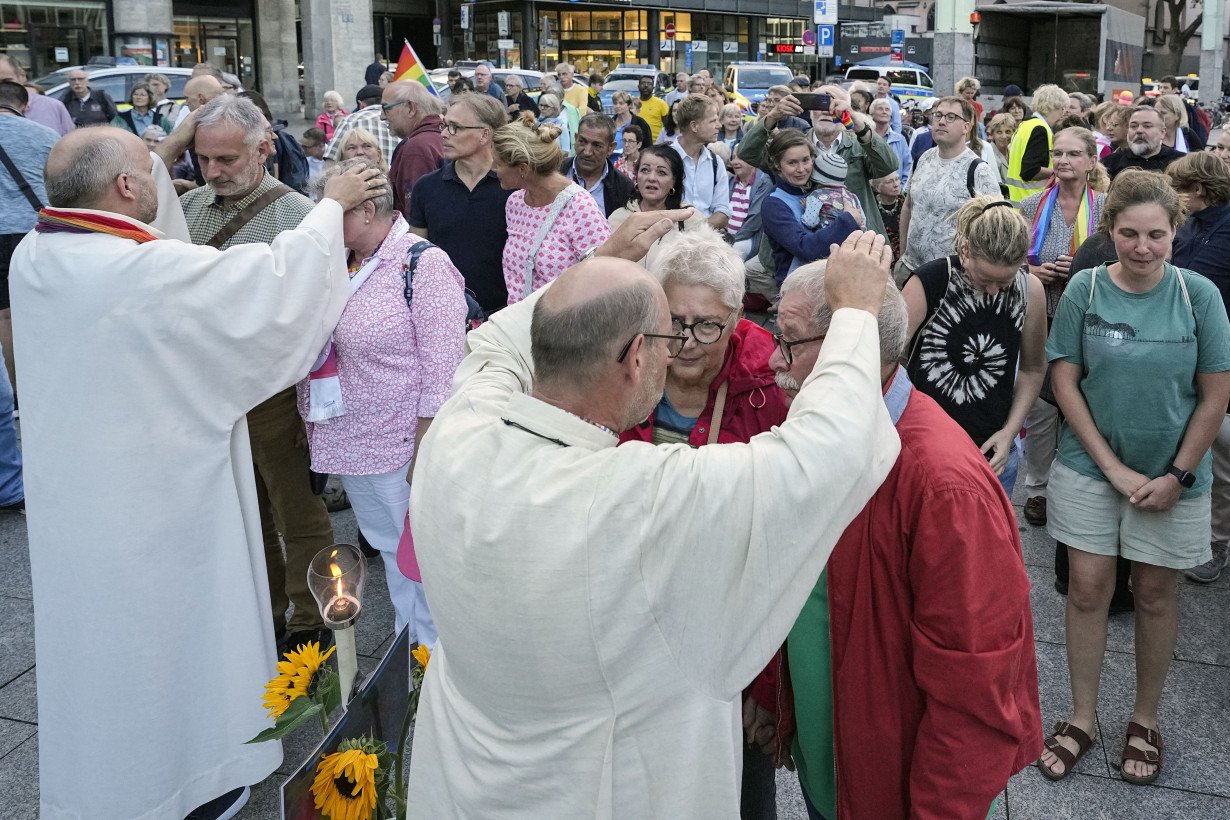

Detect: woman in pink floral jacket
299,159,467,646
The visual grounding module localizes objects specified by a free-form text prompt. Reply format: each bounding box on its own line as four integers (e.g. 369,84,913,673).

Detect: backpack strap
0,142,43,212
966,157,985,198
406,239,486,330
204,183,295,248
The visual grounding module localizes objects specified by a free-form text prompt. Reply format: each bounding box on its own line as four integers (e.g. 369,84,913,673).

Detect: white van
843,65,934,103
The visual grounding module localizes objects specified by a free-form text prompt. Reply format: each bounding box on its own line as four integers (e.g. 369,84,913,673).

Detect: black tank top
905,255,1028,446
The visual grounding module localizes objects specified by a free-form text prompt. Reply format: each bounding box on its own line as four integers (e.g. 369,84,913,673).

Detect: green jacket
739,117,900,237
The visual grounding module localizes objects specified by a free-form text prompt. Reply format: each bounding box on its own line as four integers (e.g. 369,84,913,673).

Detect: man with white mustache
767,260,1043,820
1104,106,1184,179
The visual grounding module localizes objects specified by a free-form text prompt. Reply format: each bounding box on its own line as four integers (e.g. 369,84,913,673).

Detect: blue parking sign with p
818,25,834,48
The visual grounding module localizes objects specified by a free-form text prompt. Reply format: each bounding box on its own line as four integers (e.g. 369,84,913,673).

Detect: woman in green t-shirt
1038,170,1230,786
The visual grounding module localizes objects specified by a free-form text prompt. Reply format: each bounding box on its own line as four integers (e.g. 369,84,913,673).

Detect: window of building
2,1,108,80
172,16,256,88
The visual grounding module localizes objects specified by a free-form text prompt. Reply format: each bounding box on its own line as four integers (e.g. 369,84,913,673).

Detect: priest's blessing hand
323,166,387,212
824,230,892,317
596,207,697,262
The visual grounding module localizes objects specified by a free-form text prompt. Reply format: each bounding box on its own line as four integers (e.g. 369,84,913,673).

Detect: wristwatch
1167,464,1196,488
855,125,871,138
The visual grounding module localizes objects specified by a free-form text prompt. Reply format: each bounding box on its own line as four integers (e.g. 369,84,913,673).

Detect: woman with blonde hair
611,90,651,156
1038,169,1230,785
1155,93,1204,153
1091,101,1127,159
338,127,388,171
987,112,1017,185
903,196,1047,493
493,113,611,303
315,90,348,141
1006,83,1071,201
1018,126,1109,530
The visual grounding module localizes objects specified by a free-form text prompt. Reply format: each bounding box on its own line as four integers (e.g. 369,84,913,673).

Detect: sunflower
411,643,431,671
262,640,337,719
311,741,380,820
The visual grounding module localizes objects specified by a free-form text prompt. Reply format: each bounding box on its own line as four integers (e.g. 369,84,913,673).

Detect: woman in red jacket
618,228,790,818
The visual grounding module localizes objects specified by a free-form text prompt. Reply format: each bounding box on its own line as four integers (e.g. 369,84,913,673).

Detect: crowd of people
1,49,1228,818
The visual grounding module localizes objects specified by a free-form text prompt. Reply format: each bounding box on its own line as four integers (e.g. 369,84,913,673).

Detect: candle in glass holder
326,594,360,624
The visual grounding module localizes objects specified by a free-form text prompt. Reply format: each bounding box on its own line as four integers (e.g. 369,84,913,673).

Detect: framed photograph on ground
281,627,411,819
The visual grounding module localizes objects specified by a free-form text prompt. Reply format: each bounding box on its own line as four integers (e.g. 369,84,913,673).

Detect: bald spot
539,258,663,316
45,126,145,187
185,75,223,101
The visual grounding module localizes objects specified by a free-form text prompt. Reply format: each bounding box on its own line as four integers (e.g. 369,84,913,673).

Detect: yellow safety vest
1006,115,1053,202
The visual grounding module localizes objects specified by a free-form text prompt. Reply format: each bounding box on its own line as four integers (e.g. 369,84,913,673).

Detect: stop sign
665,22,676,39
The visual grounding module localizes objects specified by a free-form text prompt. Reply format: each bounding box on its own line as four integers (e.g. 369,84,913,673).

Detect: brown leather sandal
1120,722,1163,785
1038,720,1096,781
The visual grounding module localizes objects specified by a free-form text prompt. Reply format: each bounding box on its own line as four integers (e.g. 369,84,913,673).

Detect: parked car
429,67,575,104
35,64,244,110
599,64,671,114
724,61,795,114
842,65,934,104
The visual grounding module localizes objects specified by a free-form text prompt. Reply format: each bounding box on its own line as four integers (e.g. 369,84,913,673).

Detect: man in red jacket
382,80,444,218
766,260,1043,819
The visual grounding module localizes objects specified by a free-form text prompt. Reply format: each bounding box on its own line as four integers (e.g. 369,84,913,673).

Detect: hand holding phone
793,92,833,113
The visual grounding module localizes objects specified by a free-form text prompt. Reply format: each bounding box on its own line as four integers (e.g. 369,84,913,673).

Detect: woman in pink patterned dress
493,113,612,304
298,158,467,647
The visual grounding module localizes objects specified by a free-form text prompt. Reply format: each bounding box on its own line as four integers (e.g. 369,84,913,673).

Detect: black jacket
558,157,634,217
506,91,540,119
61,90,116,127
560,157,636,218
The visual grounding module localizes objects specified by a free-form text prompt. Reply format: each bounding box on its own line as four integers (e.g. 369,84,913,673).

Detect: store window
689,14,749,74
1,1,108,79
173,16,255,88
114,35,171,67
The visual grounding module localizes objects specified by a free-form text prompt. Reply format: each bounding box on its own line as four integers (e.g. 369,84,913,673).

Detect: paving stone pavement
1,484,1227,818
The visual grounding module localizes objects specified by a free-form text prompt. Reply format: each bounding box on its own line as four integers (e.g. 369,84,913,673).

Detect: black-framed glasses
672,309,737,345
772,332,826,366
380,100,409,112
439,121,488,135
930,111,969,124
616,332,689,363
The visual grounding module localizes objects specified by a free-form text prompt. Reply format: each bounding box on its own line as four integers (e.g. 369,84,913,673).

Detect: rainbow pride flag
394,39,437,96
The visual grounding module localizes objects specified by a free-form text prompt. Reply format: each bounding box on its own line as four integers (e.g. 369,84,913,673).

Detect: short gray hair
45,130,136,209
532,280,661,390
648,226,745,311
538,93,561,111
311,157,394,216
780,261,907,367
194,94,267,148
323,90,344,107
449,92,507,131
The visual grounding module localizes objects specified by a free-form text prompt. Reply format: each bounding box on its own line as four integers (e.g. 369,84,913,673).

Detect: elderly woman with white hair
536,92,572,154
297,157,467,647
869,97,911,189
616,226,791,816
315,89,348,141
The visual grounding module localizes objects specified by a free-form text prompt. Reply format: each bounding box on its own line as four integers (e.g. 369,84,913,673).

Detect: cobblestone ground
1,485,1227,818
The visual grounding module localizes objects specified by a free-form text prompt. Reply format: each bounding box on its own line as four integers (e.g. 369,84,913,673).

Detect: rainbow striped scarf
35,208,158,244
1027,183,1094,266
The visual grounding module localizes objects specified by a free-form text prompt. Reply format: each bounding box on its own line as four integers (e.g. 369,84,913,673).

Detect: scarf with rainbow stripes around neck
35,208,158,244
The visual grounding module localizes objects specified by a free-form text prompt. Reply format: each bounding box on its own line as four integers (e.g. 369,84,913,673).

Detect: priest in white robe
10,126,385,819
407,233,901,817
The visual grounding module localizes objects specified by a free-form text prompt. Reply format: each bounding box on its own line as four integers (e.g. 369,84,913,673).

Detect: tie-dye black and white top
905,255,1028,447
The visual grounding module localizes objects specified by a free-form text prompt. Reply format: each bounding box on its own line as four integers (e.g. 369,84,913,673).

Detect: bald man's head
184,75,224,110
45,126,158,222
531,259,672,427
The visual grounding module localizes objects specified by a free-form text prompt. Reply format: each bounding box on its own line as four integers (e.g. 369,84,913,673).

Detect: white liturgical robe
11,201,349,819
407,286,901,817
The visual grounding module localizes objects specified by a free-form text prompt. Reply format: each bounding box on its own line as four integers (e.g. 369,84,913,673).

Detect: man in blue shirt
408,92,511,313
473,62,504,102
670,95,731,231
0,79,53,509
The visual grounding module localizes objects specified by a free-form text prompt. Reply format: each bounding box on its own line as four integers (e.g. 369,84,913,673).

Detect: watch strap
1167,464,1196,487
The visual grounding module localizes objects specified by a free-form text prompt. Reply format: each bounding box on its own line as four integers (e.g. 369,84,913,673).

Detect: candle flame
328,561,345,603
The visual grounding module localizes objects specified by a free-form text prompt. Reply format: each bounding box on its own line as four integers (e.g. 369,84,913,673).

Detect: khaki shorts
1047,462,1212,569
